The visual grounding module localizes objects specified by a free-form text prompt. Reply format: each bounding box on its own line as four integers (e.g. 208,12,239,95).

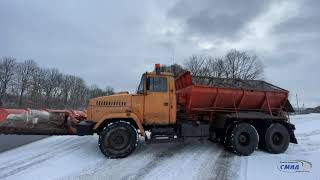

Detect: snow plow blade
0,108,86,135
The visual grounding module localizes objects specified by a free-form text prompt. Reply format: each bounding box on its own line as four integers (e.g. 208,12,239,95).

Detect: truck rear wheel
230,123,259,156
99,121,138,158
220,123,235,150
264,123,289,154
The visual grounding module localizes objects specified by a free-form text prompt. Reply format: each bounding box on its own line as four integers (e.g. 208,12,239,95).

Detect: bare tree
224,49,263,80
160,63,185,77
184,55,209,76
60,75,77,107
0,57,16,106
15,60,38,107
89,85,105,98
89,85,114,99
184,50,264,80
0,57,117,108
70,77,88,108
28,67,46,107
42,68,63,106
184,55,225,78
105,86,114,96
206,57,225,78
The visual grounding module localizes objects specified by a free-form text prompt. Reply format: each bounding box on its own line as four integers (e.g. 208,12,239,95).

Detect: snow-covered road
0,114,320,180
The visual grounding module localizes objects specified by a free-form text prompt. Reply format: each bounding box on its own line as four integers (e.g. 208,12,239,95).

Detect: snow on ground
0,114,320,180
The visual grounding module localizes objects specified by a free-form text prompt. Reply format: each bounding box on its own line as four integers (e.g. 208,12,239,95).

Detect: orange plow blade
0,108,86,135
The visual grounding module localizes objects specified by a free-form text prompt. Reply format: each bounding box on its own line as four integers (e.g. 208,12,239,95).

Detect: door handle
164,102,169,106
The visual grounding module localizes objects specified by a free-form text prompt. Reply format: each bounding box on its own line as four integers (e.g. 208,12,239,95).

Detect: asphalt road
0,135,47,153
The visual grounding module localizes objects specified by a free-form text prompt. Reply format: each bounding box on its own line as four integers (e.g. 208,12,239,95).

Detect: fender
93,112,145,135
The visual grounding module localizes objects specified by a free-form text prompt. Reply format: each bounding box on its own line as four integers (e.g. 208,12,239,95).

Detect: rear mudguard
286,122,298,144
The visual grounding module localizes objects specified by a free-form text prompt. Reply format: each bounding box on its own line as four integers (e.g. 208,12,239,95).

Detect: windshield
136,75,145,94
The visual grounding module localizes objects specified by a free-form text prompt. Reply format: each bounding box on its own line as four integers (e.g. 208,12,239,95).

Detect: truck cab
86,64,176,135
136,71,177,125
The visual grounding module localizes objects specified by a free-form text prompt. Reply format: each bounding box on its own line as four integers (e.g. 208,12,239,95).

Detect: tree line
161,49,264,80
0,49,263,109
0,57,114,108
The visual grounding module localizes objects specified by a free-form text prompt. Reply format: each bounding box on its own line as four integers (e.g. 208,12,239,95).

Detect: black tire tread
98,121,138,159
230,123,259,156
222,123,236,150
264,123,289,154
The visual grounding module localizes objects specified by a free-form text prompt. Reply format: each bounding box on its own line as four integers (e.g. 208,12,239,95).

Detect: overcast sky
0,0,319,107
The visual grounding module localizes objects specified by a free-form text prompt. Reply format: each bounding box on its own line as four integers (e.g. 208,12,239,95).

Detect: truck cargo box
175,71,293,116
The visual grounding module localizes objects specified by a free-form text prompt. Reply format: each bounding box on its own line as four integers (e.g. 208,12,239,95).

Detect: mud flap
286,122,298,144
289,130,298,144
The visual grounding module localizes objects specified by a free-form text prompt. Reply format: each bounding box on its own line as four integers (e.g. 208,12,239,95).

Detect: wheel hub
113,135,124,145
107,129,130,150
239,134,247,143
238,132,250,146
272,132,283,146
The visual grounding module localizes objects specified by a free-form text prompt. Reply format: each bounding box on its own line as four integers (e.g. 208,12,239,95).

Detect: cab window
146,77,167,92
136,76,145,94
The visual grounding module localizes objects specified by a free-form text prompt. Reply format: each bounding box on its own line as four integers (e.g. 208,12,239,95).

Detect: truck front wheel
99,121,138,158
264,123,290,154
230,123,259,156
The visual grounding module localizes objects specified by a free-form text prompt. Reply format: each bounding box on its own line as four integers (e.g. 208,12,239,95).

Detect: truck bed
175,71,293,115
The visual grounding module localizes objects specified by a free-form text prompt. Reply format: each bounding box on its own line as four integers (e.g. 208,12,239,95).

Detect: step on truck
0,64,297,158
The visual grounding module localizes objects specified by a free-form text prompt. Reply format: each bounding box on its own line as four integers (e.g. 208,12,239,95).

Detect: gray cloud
273,0,320,35
167,0,269,38
0,0,319,107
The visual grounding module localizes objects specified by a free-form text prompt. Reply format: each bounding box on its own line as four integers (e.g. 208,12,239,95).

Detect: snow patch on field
0,114,319,180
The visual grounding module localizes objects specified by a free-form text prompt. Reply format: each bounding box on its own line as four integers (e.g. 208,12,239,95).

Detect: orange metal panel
175,71,289,117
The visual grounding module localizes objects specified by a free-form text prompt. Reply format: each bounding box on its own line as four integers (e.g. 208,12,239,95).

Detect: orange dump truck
0,64,297,158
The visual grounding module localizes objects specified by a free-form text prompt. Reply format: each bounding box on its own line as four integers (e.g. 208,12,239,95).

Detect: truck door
144,76,170,125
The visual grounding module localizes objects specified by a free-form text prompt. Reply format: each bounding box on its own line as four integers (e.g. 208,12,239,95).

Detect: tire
230,123,259,156
99,121,138,158
222,123,235,150
258,125,268,150
264,123,290,154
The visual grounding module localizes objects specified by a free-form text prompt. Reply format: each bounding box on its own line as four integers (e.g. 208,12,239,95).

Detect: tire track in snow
195,144,224,180
0,140,90,179
128,140,223,180
296,129,320,137
63,141,152,180
126,142,188,180
0,137,92,179
64,140,185,180
0,137,76,171
61,140,224,180
200,148,241,180
68,141,188,179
